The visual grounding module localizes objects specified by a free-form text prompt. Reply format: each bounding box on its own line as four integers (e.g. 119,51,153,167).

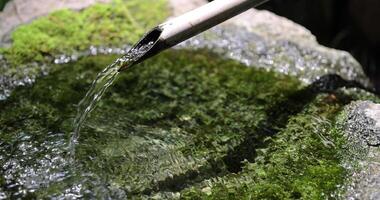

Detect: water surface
70,41,155,157
1,50,336,199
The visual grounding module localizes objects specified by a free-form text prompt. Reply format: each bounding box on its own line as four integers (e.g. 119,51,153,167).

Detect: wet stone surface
0,0,379,199
344,101,380,200
176,25,371,88
1,50,379,198
345,101,380,147
0,45,130,100
3,23,368,101
0,0,169,101
1,50,374,199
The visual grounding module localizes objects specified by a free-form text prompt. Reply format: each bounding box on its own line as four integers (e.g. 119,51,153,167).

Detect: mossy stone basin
0,49,371,199
1,0,379,199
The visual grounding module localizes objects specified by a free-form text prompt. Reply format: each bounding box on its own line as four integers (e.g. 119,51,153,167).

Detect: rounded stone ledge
169,0,317,45
0,0,373,88
167,0,371,88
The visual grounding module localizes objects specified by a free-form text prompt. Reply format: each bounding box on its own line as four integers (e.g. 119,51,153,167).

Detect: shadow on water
140,74,369,195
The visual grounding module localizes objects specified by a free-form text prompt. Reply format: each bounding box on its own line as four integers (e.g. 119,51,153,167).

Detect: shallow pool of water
0,49,349,199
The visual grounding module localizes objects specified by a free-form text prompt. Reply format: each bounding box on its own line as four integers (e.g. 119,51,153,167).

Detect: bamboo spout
119,0,269,71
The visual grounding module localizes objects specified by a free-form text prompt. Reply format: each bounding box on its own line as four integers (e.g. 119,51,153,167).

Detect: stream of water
69,41,155,157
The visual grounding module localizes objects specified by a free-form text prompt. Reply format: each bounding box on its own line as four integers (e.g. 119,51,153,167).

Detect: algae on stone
181,94,347,199
339,100,380,199
0,0,169,82
0,0,169,100
2,49,377,199
1,0,168,65
1,0,379,198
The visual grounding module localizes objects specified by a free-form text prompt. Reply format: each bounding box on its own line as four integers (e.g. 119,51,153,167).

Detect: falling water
69,41,155,157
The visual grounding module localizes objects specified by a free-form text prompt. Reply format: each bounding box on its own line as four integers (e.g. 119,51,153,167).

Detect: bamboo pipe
119,0,269,71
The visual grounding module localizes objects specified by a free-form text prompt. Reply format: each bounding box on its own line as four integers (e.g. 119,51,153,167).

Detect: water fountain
1,0,379,199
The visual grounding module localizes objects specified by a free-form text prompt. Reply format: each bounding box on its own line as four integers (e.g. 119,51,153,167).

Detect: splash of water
69,41,155,158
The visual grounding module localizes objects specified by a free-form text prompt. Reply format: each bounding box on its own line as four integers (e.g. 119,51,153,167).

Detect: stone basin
0,0,379,199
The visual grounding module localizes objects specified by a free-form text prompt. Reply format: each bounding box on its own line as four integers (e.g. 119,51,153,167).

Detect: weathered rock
168,0,205,17
0,0,379,198
0,0,373,99
344,101,380,200
345,101,380,147
0,0,168,100
169,0,372,88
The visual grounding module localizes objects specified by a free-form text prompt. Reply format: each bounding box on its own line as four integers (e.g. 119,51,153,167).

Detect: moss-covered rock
181,95,347,199
0,0,169,100
1,0,379,199
0,0,168,77
1,49,378,199
341,100,380,199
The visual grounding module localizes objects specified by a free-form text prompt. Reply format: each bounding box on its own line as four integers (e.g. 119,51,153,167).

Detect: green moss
181,93,348,199
179,86,380,199
1,0,378,197
0,50,302,198
0,0,168,67
1,49,378,198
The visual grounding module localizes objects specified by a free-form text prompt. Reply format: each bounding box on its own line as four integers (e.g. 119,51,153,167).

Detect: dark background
0,0,9,11
1,0,379,91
